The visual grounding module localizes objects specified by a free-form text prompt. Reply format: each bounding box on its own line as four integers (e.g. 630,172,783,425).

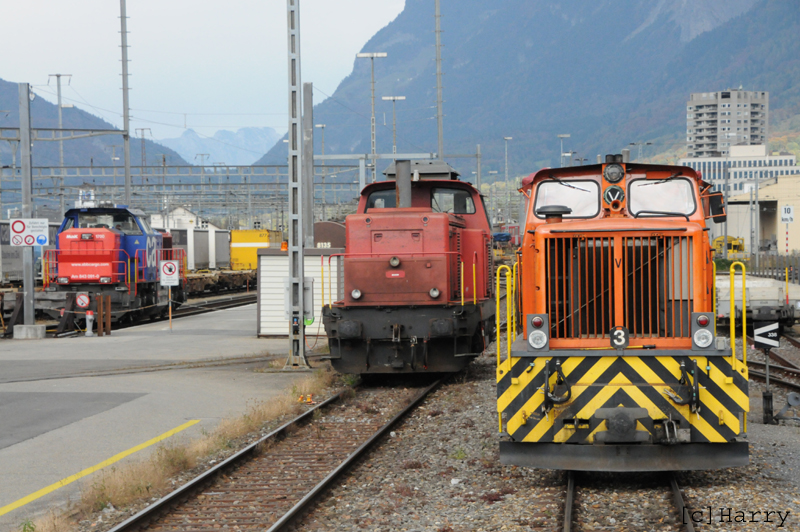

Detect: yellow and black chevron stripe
497,355,749,444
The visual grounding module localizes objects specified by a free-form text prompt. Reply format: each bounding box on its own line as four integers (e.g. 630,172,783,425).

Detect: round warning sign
162,262,176,276
11,220,25,233
24,235,35,245
76,294,90,309
11,235,22,245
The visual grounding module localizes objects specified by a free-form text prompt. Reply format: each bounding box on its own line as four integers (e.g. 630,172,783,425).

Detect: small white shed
257,248,344,337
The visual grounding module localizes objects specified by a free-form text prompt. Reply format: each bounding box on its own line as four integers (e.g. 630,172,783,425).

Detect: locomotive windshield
366,189,396,211
431,188,475,214
628,178,696,217
74,212,143,235
534,180,600,218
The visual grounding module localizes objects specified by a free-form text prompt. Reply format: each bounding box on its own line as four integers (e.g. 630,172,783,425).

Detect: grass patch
33,368,338,531
449,447,467,460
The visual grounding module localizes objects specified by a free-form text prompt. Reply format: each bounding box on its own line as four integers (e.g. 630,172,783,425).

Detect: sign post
160,260,179,330
781,205,793,256
754,321,780,424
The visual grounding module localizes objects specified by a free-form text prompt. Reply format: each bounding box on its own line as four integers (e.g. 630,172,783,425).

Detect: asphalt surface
0,305,307,529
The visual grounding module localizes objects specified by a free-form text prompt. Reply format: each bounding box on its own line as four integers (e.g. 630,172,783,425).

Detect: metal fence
750,254,800,285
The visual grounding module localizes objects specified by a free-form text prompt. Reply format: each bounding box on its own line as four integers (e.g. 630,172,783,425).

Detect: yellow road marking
0,419,200,517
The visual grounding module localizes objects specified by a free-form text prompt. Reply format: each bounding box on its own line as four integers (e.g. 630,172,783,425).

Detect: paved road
0,305,312,528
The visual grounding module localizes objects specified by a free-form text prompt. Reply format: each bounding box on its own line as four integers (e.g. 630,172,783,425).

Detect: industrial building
679,145,800,193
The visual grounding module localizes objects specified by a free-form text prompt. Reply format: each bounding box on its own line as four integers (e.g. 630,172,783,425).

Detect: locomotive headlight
57,277,69,284
693,329,714,348
603,163,625,183
100,277,112,283
351,289,362,300
389,256,401,268
528,330,547,349
429,288,440,299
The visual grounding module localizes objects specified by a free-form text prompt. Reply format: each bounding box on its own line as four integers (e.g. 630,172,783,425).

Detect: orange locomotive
497,155,747,471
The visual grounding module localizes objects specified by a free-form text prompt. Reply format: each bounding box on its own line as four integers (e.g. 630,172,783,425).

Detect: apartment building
686,89,769,158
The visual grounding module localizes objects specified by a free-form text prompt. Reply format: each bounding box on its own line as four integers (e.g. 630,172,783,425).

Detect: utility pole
196,154,209,223
382,96,405,155
285,0,310,369
476,144,481,189
119,0,132,205
49,74,71,215
19,84,35,328
356,52,387,182
724,163,730,259
315,124,326,220
504,136,512,232
488,170,498,227
557,134,570,167
434,0,444,159
135,128,151,185
629,141,652,161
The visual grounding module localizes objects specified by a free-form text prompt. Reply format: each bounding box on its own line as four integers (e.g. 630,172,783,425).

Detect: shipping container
230,229,282,271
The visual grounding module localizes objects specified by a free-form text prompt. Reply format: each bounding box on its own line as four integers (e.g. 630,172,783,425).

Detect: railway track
562,472,695,531
106,378,441,532
743,334,800,392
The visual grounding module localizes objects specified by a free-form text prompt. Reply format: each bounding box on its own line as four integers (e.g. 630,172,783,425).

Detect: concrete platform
0,304,315,528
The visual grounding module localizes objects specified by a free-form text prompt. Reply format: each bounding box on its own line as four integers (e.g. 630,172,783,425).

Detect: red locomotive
44,205,187,323
322,160,496,374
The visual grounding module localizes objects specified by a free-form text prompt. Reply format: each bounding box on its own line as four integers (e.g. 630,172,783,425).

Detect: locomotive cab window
628,178,696,217
431,188,475,214
76,213,143,235
533,180,600,218
366,189,396,211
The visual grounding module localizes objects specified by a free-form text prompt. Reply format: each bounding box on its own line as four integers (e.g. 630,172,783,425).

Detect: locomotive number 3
609,326,629,350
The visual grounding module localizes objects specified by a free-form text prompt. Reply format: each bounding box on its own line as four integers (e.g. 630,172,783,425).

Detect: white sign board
781,205,794,224
10,218,49,246
160,260,180,287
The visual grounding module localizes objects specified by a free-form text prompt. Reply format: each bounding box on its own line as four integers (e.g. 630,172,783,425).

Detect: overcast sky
5,0,405,140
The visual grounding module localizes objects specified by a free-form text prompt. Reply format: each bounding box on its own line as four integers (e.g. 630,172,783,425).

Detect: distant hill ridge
257,0,800,177
0,78,188,168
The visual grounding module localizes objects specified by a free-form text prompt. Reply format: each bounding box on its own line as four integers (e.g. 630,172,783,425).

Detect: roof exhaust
395,159,412,208
621,148,631,163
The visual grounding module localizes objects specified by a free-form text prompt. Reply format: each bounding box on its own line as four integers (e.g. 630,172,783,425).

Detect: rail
730,261,747,367
562,472,695,532
105,379,441,532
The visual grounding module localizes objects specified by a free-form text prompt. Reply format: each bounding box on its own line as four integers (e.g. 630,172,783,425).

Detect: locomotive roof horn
536,205,572,224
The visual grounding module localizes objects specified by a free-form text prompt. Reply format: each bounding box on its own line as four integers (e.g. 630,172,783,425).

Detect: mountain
256,0,800,179
0,78,188,168
160,127,281,167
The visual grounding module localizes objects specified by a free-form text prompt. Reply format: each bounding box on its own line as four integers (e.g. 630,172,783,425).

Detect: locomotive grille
623,236,693,338
545,236,615,339
544,235,693,339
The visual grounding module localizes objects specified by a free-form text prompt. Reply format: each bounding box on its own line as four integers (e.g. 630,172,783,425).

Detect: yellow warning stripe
0,420,200,517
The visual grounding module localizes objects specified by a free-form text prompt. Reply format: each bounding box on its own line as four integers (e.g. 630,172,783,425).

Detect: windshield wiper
547,174,590,192
633,210,690,221
640,172,682,186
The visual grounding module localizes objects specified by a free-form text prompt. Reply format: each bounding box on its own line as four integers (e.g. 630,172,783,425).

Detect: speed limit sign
781,205,794,223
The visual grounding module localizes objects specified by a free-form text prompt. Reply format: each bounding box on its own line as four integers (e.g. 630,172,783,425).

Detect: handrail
461,261,465,306
472,251,477,305
326,251,466,305
511,261,519,342
712,260,717,337
730,261,747,366
496,265,512,368
321,255,326,308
